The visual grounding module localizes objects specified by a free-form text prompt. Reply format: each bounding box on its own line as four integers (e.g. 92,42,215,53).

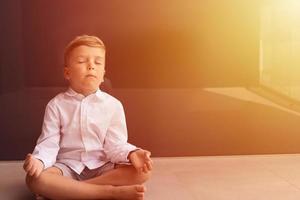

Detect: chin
86,85,99,91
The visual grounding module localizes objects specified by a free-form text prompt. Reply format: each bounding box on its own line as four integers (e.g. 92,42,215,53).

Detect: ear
64,67,70,80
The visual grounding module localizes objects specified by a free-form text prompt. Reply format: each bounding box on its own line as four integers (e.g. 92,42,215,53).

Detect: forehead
70,45,105,58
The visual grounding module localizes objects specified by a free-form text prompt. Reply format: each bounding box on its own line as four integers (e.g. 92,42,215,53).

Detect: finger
34,168,42,178
146,151,151,157
143,164,148,173
23,160,30,170
31,167,39,177
28,166,35,176
34,170,41,179
34,172,40,178
24,154,33,164
29,154,35,161
25,160,33,172
144,157,153,168
149,158,154,165
29,166,37,176
144,152,152,161
138,166,143,174
23,155,31,165
144,150,151,158
25,154,33,162
146,160,152,171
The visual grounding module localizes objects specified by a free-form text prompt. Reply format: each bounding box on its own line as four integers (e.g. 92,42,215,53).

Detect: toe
137,192,144,199
135,185,146,192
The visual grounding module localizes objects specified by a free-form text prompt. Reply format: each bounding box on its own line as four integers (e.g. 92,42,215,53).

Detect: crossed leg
26,165,149,200
83,164,151,186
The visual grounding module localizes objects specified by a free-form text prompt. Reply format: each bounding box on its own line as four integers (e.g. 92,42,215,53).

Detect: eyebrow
76,55,104,60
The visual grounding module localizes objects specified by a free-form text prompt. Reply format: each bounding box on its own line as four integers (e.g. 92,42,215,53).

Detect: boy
23,35,153,200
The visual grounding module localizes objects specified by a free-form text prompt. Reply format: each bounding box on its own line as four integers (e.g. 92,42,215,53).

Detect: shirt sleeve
103,101,138,164
32,100,61,169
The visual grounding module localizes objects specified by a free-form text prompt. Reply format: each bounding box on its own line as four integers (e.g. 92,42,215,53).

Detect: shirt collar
65,87,103,100
65,87,79,97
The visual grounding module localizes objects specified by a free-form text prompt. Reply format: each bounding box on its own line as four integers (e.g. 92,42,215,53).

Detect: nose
87,63,95,70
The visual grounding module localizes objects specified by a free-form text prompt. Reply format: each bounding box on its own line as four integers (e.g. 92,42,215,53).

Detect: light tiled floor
2,154,300,199
145,154,300,200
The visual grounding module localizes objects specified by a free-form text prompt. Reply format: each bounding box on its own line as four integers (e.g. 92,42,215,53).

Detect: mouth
86,74,97,79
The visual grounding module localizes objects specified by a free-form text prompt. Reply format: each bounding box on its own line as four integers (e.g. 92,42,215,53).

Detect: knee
25,174,36,193
135,170,152,184
25,173,44,194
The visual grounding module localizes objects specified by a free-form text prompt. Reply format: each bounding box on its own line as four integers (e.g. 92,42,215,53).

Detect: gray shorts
53,162,116,181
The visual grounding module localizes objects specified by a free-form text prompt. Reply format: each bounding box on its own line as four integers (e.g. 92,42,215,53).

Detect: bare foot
111,185,146,200
36,185,145,200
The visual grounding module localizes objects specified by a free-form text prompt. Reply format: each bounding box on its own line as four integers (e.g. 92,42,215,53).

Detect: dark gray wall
4,1,297,161
21,0,260,88
0,0,24,94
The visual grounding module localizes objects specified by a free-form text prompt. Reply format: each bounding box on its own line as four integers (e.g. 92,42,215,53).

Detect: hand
128,149,153,174
23,154,44,178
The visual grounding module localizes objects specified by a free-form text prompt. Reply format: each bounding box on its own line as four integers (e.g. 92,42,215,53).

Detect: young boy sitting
23,35,153,200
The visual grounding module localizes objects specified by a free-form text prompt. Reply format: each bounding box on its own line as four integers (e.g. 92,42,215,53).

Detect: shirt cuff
118,143,140,164
32,154,53,169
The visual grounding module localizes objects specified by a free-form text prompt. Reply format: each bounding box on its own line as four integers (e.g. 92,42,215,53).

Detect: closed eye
78,60,86,63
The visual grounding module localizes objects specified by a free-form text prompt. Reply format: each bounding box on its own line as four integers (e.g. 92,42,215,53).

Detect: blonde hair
64,35,105,67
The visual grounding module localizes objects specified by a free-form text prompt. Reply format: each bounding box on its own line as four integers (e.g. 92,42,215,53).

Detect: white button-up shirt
32,88,137,174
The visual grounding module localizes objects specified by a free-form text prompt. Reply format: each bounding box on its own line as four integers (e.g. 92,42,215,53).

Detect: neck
71,86,98,97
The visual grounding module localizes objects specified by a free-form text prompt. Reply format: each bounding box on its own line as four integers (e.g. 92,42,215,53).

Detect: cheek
68,73,82,83
71,67,86,76
96,67,105,74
